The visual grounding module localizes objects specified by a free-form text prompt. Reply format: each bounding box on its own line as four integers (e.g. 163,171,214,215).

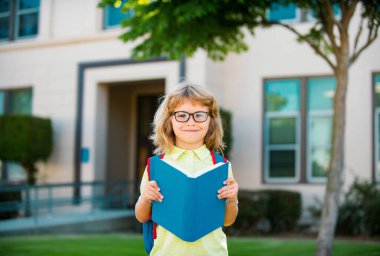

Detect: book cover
151,158,228,242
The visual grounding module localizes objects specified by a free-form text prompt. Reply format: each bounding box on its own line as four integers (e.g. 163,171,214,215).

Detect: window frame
264,111,301,183
306,110,333,183
263,75,336,184
373,72,380,183
267,3,302,23
0,0,40,42
0,87,33,182
103,1,133,30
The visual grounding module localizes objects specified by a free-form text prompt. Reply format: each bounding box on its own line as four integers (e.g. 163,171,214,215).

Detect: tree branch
320,0,339,54
341,0,359,29
350,23,379,65
352,15,364,55
271,21,336,71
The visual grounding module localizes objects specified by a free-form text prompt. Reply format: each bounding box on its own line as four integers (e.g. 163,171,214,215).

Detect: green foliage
308,179,380,237
98,0,273,60
0,115,53,184
336,179,380,236
220,108,232,159
97,0,380,62
226,189,301,235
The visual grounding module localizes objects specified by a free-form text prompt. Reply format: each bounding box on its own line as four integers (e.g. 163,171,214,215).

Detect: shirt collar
167,144,210,161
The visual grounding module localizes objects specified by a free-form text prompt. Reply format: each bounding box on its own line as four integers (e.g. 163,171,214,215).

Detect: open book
151,159,229,242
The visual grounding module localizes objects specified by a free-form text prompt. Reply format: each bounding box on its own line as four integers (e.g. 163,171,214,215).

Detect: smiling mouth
183,130,200,132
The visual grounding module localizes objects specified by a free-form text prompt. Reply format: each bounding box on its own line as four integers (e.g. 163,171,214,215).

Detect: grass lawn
0,233,379,256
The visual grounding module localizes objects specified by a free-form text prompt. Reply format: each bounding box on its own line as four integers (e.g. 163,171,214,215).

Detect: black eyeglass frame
172,111,210,123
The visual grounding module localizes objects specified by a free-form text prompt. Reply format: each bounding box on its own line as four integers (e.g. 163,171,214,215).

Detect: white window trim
307,110,333,183
264,111,301,183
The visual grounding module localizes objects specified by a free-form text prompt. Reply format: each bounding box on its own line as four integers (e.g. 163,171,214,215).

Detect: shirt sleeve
139,165,149,195
228,162,234,178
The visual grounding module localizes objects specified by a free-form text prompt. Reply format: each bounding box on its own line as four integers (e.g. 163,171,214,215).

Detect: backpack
142,150,227,255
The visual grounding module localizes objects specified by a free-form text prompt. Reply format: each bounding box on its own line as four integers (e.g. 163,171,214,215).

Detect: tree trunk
316,39,349,256
22,162,37,185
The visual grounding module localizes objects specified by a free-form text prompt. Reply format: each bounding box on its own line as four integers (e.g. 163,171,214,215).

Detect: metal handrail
0,180,138,220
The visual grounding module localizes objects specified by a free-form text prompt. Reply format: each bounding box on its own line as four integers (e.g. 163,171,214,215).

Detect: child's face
171,100,210,150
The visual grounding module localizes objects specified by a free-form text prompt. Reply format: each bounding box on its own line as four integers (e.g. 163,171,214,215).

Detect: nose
186,115,196,125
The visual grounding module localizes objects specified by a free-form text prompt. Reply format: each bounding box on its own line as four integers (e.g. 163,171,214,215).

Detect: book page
161,159,226,178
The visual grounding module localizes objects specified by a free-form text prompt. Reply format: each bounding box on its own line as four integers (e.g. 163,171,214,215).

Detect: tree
98,1,379,255
0,115,53,184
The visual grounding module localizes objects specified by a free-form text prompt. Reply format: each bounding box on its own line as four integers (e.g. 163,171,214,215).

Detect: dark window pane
311,148,330,178
0,0,9,12
0,17,8,39
269,3,297,21
269,117,296,144
18,13,38,37
104,0,132,28
9,89,32,114
19,0,39,10
269,150,296,178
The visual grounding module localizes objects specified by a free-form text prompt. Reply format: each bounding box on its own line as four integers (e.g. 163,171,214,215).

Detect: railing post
48,185,53,217
24,184,31,217
33,186,39,227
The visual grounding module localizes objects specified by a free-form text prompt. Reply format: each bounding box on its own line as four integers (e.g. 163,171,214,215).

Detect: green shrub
308,179,380,237
220,108,232,159
0,115,53,184
226,189,302,235
336,179,380,236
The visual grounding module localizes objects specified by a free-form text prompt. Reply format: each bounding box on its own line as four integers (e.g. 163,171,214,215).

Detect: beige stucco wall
1,0,379,223
204,10,380,221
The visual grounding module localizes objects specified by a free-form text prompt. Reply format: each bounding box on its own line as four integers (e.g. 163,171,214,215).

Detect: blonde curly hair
150,83,225,154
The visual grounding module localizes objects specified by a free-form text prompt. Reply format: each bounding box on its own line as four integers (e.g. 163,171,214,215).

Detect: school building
0,0,379,224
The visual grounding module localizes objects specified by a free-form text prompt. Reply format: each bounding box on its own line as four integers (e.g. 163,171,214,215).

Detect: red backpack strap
147,154,164,240
210,150,228,164
147,157,152,181
210,150,217,165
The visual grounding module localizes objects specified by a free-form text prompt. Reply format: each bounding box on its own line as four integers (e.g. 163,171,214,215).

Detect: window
0,88,32,182
103,0,132,29
268,3,341,23
264,77,336,183
374,73,380,182
0,0,40,41
268,3,299,22
264,79,301,182
307,77,335,182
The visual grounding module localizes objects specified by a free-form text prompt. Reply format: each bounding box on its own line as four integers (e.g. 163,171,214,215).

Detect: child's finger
150,180,161,191
223,177,236,185
217,188,236,199
147,186,164,202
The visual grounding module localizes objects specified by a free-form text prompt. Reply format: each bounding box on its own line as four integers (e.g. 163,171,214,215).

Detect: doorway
105,79,165,203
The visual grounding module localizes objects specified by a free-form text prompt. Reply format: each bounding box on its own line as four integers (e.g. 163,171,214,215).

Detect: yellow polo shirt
139,144,233,256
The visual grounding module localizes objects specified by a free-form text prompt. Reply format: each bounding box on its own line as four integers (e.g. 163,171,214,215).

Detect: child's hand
142,180,164,203
217,177,238,203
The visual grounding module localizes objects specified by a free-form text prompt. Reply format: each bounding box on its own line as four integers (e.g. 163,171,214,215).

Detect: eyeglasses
172,111,210,123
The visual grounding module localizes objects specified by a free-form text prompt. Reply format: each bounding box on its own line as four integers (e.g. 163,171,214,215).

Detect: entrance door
135,95,161,190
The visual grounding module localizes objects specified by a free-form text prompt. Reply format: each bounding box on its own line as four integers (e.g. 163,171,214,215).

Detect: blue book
151,158,228,242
